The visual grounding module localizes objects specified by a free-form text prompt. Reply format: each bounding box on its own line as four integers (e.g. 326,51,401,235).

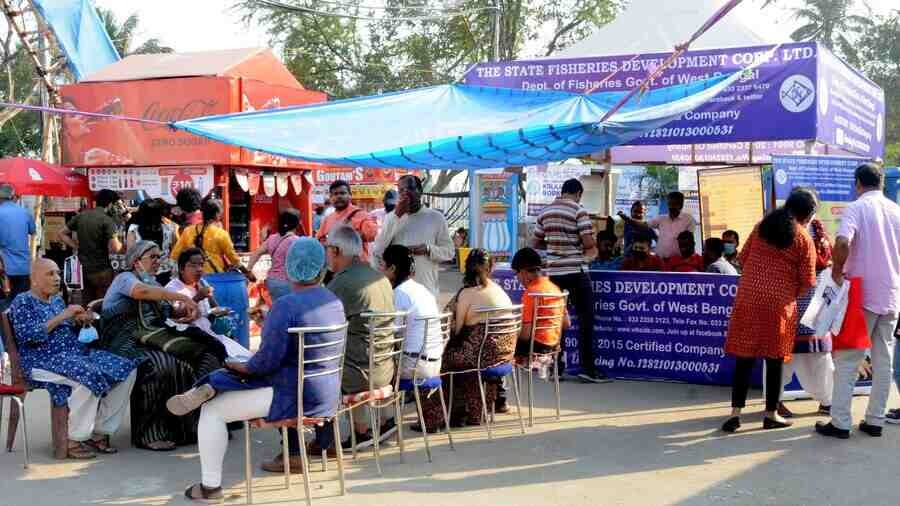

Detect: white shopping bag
800,268,850,337
63,254,83,290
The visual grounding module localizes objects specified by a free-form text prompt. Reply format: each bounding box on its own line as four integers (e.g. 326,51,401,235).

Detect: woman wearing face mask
721,187,818,433
98,240,225,451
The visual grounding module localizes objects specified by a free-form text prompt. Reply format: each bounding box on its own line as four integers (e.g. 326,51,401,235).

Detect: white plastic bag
63,254,83,290
800,268,850,337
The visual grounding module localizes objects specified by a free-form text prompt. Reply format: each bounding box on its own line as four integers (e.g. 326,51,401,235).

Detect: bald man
9,258,136,459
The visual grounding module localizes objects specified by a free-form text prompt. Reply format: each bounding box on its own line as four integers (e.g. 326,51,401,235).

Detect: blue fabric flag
32,0,120,81
174,72,742,169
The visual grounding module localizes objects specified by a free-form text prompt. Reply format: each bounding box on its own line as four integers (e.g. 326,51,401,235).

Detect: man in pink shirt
316,180,378,262
818,163,900,439
647,192,697,260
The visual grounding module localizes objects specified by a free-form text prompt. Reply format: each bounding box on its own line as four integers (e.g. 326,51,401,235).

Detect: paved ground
3,268,899,505
3,379,899,506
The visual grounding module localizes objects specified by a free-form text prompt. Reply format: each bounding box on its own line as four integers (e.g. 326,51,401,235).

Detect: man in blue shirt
0,184,36,305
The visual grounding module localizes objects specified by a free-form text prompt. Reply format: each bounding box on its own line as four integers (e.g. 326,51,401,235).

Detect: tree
0,8,46,157
856,10,900,165
96,7,173,56
236,0,621,192
763,0,871,66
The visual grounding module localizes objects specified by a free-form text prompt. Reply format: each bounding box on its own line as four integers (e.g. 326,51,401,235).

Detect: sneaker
378,418,397,442
814,421,850,439
166,384,216,416
342,430,375,451
886,409,900,424
577,371,613,384
859,421,883,437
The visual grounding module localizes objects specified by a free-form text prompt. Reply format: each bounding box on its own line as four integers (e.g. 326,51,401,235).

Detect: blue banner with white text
494,269,740,385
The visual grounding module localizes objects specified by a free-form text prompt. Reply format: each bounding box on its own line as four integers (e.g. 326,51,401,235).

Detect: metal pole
492,0,500,62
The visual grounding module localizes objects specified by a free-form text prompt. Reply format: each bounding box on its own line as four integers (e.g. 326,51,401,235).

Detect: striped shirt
533,198,593,275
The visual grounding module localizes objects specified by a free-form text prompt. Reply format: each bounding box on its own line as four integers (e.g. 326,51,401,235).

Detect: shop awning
0,157,92,198
173,72,741,170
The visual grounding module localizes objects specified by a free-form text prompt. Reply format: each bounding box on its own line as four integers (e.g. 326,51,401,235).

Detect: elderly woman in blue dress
9,258,136,459
165,237,347,502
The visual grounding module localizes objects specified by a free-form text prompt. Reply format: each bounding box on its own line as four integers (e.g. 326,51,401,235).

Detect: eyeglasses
143,253,161,260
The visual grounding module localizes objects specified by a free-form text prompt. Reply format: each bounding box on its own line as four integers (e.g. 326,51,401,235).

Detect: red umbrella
0,157,92,198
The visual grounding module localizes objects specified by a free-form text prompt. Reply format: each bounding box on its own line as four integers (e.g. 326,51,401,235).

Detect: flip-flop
184,483,224,503
67,441,97,460
85,435,118,454
140,440,177,452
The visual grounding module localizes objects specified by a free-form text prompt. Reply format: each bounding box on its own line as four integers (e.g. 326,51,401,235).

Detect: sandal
140,440,177,452
184,483,224,503
67,441,97,460
85,435,118,454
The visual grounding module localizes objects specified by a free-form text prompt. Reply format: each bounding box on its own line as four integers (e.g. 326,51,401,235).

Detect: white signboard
88,166,215,203
525,163,592,219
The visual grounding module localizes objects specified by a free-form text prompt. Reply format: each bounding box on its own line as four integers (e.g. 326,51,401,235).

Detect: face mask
78,325,99,344
723,243,737,255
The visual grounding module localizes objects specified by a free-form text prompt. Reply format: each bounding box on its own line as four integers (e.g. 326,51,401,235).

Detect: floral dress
9,292,134,406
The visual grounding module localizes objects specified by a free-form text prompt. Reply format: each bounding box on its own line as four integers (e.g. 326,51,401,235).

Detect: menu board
698,167,765,244
88,166,215,203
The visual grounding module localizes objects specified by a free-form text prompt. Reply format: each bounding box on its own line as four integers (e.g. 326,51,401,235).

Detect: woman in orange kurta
721,188,818,433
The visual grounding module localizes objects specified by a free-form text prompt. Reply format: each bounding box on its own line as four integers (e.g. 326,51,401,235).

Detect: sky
99,0,898,57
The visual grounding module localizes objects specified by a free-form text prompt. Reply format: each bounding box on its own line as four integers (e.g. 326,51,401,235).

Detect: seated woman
380,244,442,380
97,240,223,451
417,249,514,432
165,248,250,358
167,237,347,503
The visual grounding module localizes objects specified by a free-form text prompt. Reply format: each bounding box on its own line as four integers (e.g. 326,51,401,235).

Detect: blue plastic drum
202,272,250,347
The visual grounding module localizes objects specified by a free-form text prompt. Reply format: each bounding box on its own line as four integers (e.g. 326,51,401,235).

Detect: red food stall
59,48,327,251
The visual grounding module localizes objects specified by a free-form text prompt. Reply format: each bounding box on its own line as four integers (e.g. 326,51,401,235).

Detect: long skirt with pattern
421,323,516,431
130,350,221,448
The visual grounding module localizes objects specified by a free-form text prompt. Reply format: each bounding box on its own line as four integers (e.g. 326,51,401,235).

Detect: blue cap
286,236,326,283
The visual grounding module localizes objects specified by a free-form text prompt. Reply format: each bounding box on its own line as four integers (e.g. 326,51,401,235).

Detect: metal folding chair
445,305,525,441
513,291,569,427
398,312,454,462
341,310,407,475
243,321,349,506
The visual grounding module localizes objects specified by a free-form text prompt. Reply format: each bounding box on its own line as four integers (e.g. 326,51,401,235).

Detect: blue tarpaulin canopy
173,72,742,170
33,0,120,81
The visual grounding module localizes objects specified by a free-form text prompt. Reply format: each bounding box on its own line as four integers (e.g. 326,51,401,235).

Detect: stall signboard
310,167,416,204
771,154,865,238
474,171,518,261
525,164,592,219
88,166,215,203
494,269,739,385
61,77,239,167
698,167,765,243
465,42,885,160
613,167,661,219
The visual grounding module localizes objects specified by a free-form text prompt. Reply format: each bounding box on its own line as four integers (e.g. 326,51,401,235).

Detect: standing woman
722,188,818,432
247,209,301,301
127,198,179,286
170,198,255,281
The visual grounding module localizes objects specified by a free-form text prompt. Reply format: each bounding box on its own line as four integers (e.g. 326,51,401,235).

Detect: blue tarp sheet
174,72,742,169
33,0,120,81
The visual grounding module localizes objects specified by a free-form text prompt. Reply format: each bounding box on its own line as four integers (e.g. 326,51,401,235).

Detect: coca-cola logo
141,99,219,130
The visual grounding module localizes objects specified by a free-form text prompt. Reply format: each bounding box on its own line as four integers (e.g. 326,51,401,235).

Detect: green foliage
235,0,621,98
96,7,174,56
0,47,42,156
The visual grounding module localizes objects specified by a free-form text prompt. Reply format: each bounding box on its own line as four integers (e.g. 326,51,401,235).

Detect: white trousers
831,310,898,430
198,387,273,488
781,353,834,405
31,369,137,441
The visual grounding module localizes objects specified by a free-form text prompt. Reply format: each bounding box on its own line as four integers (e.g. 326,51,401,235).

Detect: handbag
64,254,83,290
135,301,227,364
